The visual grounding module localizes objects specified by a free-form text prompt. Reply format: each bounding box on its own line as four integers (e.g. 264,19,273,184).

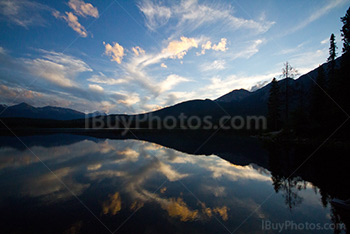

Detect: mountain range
0,60,327,122
0,102,106,120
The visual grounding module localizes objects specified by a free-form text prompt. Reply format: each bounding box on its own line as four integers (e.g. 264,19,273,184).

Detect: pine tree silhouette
268,78,281,130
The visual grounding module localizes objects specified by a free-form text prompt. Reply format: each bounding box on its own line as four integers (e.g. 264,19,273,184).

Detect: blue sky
0,0,349,114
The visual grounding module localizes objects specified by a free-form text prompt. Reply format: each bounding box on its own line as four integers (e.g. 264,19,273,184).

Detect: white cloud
87,72,126,85
158,162,188,181
68,0,99,18
200,60,226,72
0,0,52,28
191,71,279,100
212,38,228,52
199,38,228,55
23,50,92,88
53,0,98,37
230,39,263,60
321,38,329,44
162,36,198,59
111,36,198,100
200,41,212,54
275,42,306,55
137,0,171,31
117,93,140,106
288,49,328,75
159,74,190,93
138,0,275,34
207,161,271,182
53,11,88,37
88,84,104,92
160,63,167,68
104,41,125,64
132,46,145,56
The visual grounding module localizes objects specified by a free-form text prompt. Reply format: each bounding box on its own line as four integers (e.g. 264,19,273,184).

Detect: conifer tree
341,7,350,54
282,62,298,125
268,78,281,131
339,7,350,114
327,33,338,65
328,33,338,97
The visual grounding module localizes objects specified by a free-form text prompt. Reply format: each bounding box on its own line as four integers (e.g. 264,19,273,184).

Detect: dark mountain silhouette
134,63,321,119
0,57,339,128
215,89,251,102
86,111,107,118
0,102,106,120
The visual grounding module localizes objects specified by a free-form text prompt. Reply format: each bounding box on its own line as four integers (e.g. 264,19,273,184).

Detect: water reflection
0,133,348,233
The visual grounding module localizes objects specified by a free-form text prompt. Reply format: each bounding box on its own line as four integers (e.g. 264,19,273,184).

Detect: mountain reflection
0,133,348,233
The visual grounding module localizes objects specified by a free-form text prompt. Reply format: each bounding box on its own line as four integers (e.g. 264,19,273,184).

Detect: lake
0,132,348,233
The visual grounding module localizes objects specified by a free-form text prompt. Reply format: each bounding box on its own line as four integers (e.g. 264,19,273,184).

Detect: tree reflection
268,142,306,210
266,140,349,231
282,177,305,210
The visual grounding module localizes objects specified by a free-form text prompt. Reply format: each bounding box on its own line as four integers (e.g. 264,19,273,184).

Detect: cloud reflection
0,136,291,224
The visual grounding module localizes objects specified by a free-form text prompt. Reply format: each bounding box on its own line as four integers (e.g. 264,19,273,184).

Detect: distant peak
14,102,32,107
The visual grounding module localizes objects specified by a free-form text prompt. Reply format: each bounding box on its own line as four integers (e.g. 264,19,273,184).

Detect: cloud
160,63,167,68
250,80,269,92
284,0,347,35
212,38,228,52
0,0,53,28
0,83,76,109
132,46,145,56
230,39,263,60
320,38,329,44
0,50,145,114
23,50,92,88
87,72,126,85
275,42,306,55
158,162,188,181
114,37,196,98
104,41,125,64
116,148,140,162
159,74,190,93
23,167,90,200
200,60,226,72
138,0,274,34
0,46,6,54
0,84,42,103
138,0,171,31
88,84,104,92
288,49,328,75
102,192,122,215
200,38,228,55
191,71,279,100
68,0,99,18
117,93,141,106
53,11,88,37
201,41,212,54
53,0,98,37
161,197,198,221
162,36,198,59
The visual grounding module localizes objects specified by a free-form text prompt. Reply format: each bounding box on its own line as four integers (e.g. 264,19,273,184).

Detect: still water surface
0,134,347,233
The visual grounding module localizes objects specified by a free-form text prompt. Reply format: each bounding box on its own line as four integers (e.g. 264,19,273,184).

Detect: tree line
267,6,350,135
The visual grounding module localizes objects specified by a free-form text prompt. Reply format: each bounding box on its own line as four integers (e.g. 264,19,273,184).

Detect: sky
0,0,349,114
